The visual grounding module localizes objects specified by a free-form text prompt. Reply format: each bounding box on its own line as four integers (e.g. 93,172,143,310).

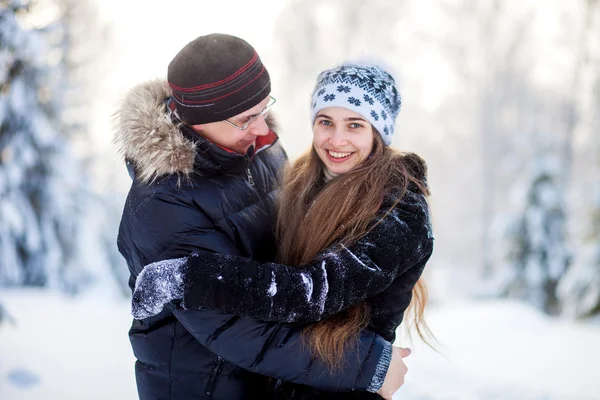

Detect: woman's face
313,107,375,175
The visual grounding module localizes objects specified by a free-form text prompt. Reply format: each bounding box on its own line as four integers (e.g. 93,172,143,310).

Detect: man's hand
376,346,411,400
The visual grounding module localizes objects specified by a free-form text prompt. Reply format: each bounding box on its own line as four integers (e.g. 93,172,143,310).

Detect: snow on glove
131,257,188,319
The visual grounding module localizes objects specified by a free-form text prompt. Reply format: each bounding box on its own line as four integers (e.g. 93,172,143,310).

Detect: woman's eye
349,123,362,129
319,120,332,126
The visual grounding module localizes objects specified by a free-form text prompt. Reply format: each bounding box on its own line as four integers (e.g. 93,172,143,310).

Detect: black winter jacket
133,178,434,399
115,80,390,400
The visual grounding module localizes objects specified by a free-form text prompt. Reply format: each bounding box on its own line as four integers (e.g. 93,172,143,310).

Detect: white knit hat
310,63,401,146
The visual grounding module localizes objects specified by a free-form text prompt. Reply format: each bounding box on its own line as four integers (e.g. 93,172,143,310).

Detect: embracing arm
133,190,434,323
129,193,391,392
172,306,391,392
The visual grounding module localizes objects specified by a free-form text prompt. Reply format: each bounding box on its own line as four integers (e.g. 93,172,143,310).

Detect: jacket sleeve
171,190,434,323
130,193,391,393
171,306,391,392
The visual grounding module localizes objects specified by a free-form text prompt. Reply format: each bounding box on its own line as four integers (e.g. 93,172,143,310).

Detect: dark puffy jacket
115,80,390,400
133,177,435,399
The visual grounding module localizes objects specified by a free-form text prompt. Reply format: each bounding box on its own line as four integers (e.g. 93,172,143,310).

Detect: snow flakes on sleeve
267,270,278,297
300,272,313,302
316,261,329,316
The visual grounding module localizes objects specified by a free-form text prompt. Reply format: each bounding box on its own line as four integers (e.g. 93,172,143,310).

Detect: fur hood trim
113,80,196,183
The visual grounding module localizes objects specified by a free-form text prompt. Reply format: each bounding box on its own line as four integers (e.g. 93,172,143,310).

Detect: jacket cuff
366,341,392,393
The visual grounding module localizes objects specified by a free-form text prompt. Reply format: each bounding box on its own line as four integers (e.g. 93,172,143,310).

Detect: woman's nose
329,128,348,146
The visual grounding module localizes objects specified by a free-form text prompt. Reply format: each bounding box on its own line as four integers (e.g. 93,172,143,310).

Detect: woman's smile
326,150,355,163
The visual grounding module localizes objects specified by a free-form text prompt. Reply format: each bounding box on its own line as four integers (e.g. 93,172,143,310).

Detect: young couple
115,33,434,400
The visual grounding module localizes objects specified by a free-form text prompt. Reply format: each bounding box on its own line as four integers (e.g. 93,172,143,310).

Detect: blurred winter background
1,0,599,399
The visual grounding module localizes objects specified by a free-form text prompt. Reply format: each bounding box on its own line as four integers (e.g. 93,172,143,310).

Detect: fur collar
113,80,195,183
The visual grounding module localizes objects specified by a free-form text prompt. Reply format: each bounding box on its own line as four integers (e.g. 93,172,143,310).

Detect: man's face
191,96,271,155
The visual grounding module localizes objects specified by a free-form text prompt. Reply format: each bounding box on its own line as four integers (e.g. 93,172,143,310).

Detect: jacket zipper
246,169,255,186
204,356,225,397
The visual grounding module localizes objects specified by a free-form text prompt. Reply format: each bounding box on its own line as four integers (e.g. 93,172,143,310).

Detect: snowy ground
0,289,598,400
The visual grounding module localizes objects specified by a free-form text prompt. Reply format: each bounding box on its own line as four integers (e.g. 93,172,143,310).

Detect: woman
133,63,435,399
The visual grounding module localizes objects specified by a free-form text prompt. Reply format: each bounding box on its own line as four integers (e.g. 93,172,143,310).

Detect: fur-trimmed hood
113,79,279,183
113,80,195,183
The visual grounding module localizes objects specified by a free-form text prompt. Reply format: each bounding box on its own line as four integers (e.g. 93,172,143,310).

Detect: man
115,34,401,400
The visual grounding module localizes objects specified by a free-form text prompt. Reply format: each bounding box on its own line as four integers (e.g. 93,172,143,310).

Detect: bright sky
98,0,285,88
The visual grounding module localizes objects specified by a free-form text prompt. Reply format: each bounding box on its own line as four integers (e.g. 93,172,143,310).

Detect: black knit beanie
167,33,271,125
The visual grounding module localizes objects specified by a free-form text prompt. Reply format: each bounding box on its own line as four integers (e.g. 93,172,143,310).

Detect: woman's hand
131,257,187,319
376,346,411,399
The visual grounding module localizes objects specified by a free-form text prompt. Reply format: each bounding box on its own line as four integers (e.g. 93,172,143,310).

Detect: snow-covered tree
498,136,572,315
586,186,600,315
557,187,600,318
557,3,600,316
0,0,125,296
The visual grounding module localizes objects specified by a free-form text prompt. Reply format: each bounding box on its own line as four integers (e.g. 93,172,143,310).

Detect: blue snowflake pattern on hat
348,97,361,106
341,65,372,82
324,93,336,102
363,94,374,105
370,110,379,121
337,85,351,93
315,64,401,120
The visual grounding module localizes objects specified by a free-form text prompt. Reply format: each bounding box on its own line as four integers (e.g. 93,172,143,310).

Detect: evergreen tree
500,137,571,314
557,187,600,317
557,32,600,317
0,0,124,295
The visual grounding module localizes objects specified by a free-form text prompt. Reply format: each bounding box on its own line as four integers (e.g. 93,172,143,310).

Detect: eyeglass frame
222,96,276,131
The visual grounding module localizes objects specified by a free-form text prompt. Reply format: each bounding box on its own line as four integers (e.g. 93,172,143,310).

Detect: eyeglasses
222,96,276,131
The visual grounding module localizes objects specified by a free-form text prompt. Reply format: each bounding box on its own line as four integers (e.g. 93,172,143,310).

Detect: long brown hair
276,131,434,370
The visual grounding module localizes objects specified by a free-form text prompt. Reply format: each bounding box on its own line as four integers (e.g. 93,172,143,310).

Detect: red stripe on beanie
168,53,258,92
173,67,266,105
